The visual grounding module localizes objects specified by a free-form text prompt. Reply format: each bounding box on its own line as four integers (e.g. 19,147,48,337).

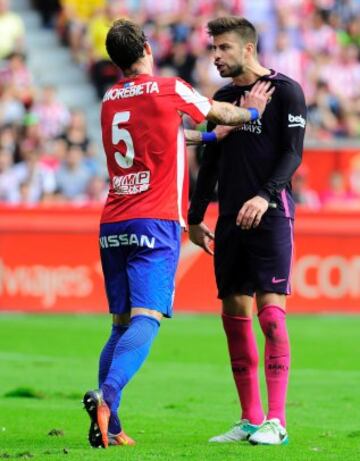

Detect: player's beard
219,63,245,78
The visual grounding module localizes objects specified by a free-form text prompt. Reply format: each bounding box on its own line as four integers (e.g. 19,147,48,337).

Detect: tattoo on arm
207,101,251,125
184,129,202,145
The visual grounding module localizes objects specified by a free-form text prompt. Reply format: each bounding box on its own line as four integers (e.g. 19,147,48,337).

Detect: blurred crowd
0,0,359,207
0,0,107,205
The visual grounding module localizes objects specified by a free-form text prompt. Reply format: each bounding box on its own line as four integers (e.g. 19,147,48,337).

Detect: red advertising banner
0,204,359,314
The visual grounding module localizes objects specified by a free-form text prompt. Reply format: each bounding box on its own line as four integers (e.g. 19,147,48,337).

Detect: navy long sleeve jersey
188,70,306,224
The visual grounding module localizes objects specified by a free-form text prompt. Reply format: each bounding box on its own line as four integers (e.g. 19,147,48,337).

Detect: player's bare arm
189,222,214,255
184,81,274,145
236,195,269,230
207,81,273,125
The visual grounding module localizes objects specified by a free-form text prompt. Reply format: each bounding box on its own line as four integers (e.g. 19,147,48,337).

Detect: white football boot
248,418,289,445
209,419,261,443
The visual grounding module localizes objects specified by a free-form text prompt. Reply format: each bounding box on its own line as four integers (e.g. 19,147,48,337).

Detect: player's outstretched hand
189,222,214,255
236,195,269,230
242,81,274,117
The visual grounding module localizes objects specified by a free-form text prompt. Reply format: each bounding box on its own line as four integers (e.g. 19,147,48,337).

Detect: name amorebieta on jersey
103,81,160,101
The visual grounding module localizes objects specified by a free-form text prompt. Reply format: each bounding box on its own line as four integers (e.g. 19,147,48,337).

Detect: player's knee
113,313,131,325
222,295,253,317
258,306,287,343
131,307,163,322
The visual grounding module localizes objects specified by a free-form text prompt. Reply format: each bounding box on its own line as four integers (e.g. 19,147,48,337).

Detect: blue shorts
99,219,181,317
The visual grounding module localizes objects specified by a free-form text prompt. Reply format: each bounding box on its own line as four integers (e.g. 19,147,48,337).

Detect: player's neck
123,60,153,78
232,60,271,86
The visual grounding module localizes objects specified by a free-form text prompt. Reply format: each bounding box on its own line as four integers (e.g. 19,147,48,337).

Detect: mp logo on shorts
113,170,150,195
288,114,306,128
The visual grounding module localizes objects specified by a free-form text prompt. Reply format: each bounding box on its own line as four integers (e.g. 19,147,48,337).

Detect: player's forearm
207,101,257,126
184,129,202,145
258,150,303,199
185,129,221,145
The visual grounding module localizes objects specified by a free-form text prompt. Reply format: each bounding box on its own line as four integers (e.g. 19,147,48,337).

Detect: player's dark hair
106,19,147,71
207,16,258,46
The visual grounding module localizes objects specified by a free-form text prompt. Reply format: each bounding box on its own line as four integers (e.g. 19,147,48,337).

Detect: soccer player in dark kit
188,16,306,445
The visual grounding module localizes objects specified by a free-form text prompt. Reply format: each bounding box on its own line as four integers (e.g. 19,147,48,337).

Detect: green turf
0,314,360,460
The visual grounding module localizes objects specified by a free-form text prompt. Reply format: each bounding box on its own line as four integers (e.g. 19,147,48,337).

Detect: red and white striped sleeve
171,78,212,124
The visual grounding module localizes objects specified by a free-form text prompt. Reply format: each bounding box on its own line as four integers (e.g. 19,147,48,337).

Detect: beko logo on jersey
113,171,150,195
103,82,160,101
288,114,306,128
100,234,156,249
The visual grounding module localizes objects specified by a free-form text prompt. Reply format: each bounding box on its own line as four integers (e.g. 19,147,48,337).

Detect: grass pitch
0,314,360,461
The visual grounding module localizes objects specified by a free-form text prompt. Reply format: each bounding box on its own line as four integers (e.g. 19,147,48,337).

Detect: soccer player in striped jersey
188,16,307,446
82,18,273,449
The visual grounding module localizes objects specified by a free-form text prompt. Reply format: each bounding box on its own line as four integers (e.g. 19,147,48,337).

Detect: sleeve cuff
187,211,203,225
257,190,271,202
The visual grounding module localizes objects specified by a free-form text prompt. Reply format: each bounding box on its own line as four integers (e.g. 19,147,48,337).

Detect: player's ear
244,42,256,58
144,42,152,56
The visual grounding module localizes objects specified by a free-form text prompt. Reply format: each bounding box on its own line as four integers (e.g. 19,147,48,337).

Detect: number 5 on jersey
112,111,135,169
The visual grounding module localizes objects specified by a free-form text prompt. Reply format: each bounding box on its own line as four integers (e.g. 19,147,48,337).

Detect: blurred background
0,0,359,314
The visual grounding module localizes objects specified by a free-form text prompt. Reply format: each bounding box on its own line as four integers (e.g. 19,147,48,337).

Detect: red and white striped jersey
100,74,211,226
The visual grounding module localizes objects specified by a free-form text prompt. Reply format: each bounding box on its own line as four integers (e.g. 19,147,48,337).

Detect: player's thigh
100,223,130,315
246,215,294,296
214,216,255,299
127,219,181,318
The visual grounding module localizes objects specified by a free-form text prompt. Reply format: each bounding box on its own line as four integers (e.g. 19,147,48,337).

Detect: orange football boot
108,430,136,446
83,390,110,448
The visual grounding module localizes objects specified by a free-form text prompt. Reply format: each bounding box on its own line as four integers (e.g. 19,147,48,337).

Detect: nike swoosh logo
272,277,287,284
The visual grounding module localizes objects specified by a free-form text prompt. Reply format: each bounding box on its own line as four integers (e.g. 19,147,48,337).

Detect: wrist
247,107,260,121
201,131,217,143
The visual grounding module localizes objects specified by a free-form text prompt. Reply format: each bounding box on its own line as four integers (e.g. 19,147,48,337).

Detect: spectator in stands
40,137,67,171
318,43,360,102
31,0,60,28
0,53,34,115
58,0,105,62
9,143,57,204
86,2,123,98
75,175,108,204
16,112,44,159
292,166,321,210
0,85,25,126
321,170,356,208
0,53,32,91
32,85,70,140
0,0,25,59
55,143,93,200
337,15,360,48
159,40,197,85
303,8,338,57
60,109,94,156
0,147,16,201
263,30,307,88
0,123,17,156
307,80,343,139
